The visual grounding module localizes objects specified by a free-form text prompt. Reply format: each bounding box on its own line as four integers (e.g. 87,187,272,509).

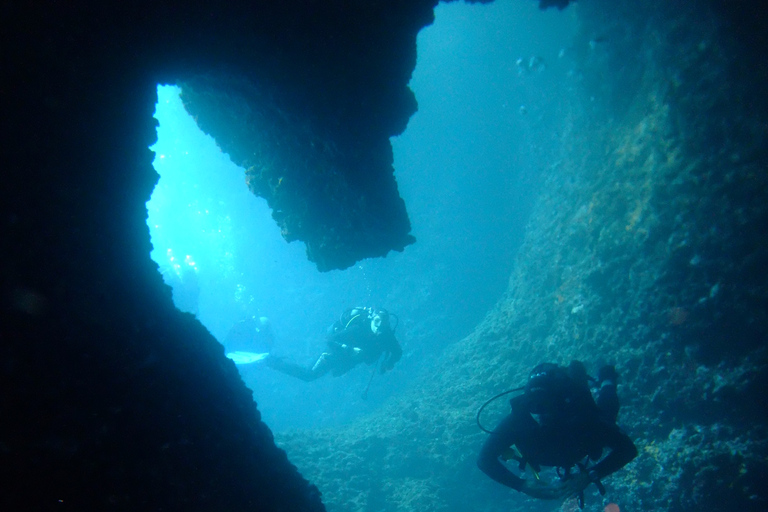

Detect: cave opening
146,84,288,334
144,0,577,432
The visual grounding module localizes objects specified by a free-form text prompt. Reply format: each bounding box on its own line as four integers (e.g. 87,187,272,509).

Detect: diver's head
370,309,391,334
525,363,570,416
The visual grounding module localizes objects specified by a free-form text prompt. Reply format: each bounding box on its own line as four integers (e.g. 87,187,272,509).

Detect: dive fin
226,351,269,364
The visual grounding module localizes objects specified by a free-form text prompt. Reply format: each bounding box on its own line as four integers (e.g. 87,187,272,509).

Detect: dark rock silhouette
1,0,444,509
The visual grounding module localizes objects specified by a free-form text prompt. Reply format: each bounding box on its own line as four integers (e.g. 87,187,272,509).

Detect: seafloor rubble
277,1,768,511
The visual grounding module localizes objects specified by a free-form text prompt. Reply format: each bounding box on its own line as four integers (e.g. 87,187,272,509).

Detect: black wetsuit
267,314,401,382
324,320,401,372
477,383,637,491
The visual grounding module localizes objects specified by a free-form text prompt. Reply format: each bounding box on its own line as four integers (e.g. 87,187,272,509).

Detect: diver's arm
477,414,525,491
477,414,586,500
590,425,638,479
326,327,360,353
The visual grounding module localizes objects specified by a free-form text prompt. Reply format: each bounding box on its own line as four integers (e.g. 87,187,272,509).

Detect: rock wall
278,1,768,511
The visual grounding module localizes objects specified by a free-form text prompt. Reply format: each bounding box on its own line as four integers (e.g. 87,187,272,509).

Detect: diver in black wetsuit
266,307,402,382
477,362,637,502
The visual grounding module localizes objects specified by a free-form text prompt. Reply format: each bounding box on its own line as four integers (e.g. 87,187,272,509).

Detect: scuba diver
476,361,637,506
265,307,402,383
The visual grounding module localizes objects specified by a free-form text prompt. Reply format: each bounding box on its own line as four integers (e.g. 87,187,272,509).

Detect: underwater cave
3,0,768,511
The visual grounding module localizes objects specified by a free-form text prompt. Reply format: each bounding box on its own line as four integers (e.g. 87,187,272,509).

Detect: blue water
147,0,577,431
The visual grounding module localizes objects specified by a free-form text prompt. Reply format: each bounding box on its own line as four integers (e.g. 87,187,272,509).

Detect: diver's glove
597,365,619,387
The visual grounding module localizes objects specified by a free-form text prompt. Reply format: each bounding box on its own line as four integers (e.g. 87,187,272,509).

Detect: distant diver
476,361,637,507
265,307,402,383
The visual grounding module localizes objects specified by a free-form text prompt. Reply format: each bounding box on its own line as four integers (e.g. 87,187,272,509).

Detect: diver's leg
310,352,336,378
265,354,327,382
